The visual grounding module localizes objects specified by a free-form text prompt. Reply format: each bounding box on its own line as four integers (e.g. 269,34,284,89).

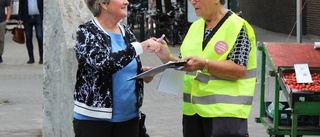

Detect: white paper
294,64,313,83
314,42,320,49
127,61,186,80
157,69,185,94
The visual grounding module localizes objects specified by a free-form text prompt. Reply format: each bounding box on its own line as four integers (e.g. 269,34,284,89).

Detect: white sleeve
132,42,143,56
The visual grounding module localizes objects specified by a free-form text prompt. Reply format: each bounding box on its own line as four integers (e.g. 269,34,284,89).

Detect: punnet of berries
283,72,320,92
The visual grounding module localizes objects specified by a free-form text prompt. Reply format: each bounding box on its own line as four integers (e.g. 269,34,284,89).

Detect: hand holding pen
142,34,165,52
140,37,162,52
153,34,175,63
157,34,165,43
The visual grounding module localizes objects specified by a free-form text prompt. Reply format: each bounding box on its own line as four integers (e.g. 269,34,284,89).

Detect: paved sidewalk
0,25,319,137
0,28,43,137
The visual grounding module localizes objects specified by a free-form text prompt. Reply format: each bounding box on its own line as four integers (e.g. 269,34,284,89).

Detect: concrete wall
43,0,92,136
240,0,320,36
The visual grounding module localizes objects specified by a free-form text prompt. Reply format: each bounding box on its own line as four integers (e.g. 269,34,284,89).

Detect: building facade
240,0,320,36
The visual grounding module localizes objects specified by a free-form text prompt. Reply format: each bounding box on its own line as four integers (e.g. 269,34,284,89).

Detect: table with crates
255,42,320,137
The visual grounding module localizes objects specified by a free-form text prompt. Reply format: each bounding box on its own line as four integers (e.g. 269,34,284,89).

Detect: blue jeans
23,15,43,61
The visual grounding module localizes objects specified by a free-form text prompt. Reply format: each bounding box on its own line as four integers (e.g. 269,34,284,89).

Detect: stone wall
43,0,92,136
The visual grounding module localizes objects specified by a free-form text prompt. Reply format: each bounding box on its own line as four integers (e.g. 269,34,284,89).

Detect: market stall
255,42,320,137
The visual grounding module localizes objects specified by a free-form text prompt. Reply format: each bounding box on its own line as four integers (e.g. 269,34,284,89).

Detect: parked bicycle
144,2,191,47
170,2,189,45
144,9,159,40
127,2,142,29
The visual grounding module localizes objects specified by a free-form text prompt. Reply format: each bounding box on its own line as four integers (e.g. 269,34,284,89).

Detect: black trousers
183,114,249,137
73,117,139,137
23,15,43,61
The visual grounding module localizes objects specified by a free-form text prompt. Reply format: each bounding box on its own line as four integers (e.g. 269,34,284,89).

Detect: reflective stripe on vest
192,69,256,84
183,93,253,105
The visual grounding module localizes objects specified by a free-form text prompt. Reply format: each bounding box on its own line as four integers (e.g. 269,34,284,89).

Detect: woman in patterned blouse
72,0,161,137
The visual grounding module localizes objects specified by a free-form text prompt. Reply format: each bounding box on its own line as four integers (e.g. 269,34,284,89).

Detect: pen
157,34,165,43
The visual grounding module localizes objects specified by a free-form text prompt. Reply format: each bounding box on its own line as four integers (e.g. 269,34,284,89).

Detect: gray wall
240,0,320,36
43,0,92,136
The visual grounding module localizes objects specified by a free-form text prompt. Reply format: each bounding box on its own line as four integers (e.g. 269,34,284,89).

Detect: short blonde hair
85,0,110,17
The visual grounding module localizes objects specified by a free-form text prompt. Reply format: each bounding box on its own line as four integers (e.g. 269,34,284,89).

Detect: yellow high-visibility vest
180,13,257,118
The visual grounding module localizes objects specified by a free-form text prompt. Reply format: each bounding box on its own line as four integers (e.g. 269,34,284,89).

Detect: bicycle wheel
145,22,155,38
176,30,186,44
176,22,189,45
163,28,174,46
145,29,154,39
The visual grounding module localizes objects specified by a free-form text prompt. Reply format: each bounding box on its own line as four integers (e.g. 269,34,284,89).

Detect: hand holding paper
142,66,154,83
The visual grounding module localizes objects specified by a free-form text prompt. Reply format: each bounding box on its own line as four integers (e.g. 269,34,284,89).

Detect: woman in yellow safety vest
155,0,257,136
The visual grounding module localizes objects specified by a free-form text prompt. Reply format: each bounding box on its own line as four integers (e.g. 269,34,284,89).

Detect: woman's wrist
201,58,209,72
159,54,172,64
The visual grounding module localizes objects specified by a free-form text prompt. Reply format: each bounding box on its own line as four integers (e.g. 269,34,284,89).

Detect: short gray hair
85,0,110,17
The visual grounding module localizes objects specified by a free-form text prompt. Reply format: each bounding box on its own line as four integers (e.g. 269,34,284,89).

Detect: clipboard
128,61,187,80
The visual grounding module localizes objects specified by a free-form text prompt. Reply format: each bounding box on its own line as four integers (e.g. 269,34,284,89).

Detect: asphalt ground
0,25,319,137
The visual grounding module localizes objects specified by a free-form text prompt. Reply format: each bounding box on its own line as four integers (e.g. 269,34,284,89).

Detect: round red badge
214,41,228,54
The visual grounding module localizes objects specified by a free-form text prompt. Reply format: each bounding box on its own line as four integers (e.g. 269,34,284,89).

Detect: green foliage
0,99,9,104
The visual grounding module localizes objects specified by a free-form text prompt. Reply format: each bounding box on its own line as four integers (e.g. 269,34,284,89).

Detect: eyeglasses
188,0,200,2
